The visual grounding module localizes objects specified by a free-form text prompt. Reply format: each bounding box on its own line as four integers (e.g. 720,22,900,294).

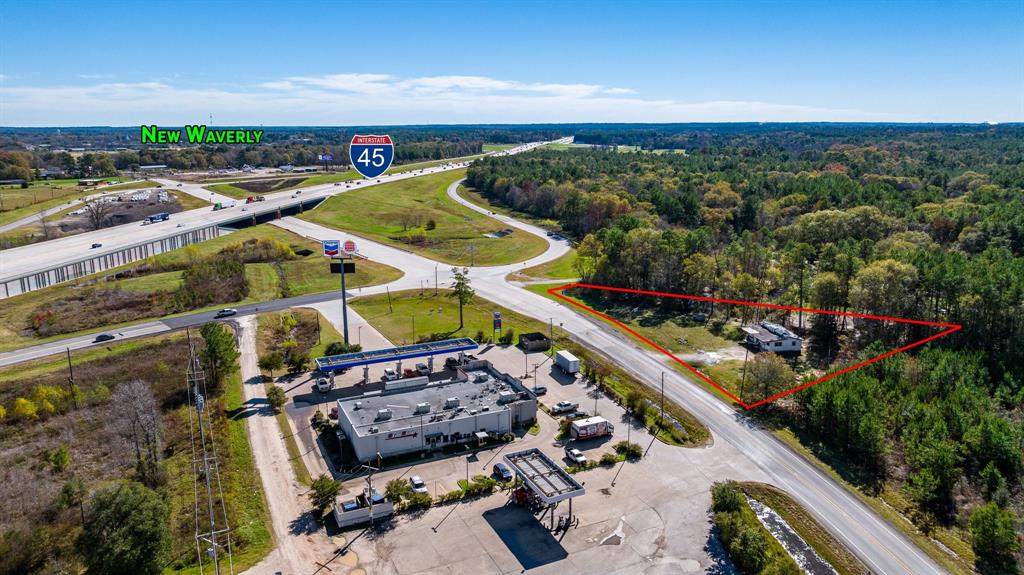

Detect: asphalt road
0,140,946,574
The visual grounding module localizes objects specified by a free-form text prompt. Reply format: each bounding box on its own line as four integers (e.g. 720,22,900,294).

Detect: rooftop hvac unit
354,401,362,410
368,426,379,433
375,408,392,421
444,397,460,409
414,402,430,414
497,390,516,404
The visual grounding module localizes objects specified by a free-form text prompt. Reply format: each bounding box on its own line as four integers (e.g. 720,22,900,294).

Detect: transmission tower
185,331,235,575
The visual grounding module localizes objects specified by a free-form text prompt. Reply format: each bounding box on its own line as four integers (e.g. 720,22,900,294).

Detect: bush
438,489,464,503
13,397,38,420
474,329,486,343
385,478,413,503
599,452,619,466
308,474,340,512
425,219,436,231
613,440,643,460
405,492,432,510
44,444,72,472
324,341,362,355
711,482,743,513
286,351,310,373
266,385,287,412
0,404,5,420
499,328,516,345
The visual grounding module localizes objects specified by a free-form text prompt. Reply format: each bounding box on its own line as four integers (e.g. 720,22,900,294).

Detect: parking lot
269,333,771,574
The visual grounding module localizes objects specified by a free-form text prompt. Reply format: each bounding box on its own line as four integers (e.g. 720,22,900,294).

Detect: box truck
555,350,580,375
570,416,614,440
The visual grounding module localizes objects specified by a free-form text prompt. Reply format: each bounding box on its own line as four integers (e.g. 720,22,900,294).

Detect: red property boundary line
547,282,962,409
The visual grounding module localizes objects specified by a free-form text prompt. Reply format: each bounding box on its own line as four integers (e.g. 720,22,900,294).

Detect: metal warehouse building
336,359,538,462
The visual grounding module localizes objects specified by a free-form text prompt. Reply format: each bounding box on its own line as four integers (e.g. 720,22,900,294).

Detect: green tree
711,482,743,513
76,481,169,575
266,385,287,412
200,322,240,389
969,502,1020,569
258,352,284,377
309,474,340,512
385,477,414,503
730,526,770,573
449,267,475,329
745,353,796,403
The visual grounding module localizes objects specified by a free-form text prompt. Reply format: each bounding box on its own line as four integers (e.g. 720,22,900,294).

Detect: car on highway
214,308,237,318
551,400,579,414
316,377,333,393
493,463,514,481
565,447,587,465
409,475,428,494
93,333,115,343
177,183,183,187
90,243,102,249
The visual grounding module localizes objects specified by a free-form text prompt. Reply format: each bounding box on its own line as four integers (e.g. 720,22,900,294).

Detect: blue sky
1,1,1021,125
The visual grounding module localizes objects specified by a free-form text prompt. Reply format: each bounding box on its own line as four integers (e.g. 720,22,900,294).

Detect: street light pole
435,264,438,295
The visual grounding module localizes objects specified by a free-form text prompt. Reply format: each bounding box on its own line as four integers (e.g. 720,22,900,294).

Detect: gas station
504,447,585,532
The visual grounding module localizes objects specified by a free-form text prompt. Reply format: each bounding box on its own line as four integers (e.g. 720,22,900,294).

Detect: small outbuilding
518,332,551,352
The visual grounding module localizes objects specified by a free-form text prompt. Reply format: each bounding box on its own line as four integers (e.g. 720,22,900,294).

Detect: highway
0,151,946,574
0,142,547,285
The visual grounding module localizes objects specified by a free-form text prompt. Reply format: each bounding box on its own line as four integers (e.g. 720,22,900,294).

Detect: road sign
318,154,334,161
349,134,394,178
330,261,356,274
493,311,502,330
342,240,357,255
323,239,340,257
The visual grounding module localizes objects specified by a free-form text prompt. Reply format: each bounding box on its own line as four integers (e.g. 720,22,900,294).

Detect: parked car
215,308,237,318
90,243,102,249
565,447,587,465
493,463,514,481
532,386,547,396
316,377,333,393
93,333,115,343
381,367,399,382
415,362,430,376
551,401,579,414
409,475,428,494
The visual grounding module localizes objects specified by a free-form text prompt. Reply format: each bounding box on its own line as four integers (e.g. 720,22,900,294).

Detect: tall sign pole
324,239,358,344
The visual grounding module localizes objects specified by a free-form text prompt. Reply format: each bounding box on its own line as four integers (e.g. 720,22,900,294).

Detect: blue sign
323,239,340,257
319,154,334,161
349,134,394,178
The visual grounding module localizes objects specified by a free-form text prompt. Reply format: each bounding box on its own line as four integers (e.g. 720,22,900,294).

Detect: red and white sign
342,240,357,255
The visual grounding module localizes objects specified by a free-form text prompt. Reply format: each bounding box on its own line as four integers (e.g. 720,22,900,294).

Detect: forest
467,125,1024,572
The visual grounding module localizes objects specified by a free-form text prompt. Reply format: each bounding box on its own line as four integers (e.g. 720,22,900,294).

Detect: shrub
438,489,464,503
425,219,436,231
599,453,619,466
613,441,643,460
405,492,432,510
13,397,38,420
711,482,743,513
266,385,287,412
45,444,72,472
0,404,5,420
499,328,516,345
308,474,340,512
474,329,486,343
286,351,310,373
324,341,363,355
385,478,413,503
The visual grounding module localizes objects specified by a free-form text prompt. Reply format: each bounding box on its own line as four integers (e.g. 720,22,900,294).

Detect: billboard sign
349,134,394,178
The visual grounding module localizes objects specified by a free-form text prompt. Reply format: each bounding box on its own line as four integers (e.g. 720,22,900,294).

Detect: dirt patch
230,177,307,194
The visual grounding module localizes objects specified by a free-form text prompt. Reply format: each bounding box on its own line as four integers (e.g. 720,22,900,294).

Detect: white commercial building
336,359,538,462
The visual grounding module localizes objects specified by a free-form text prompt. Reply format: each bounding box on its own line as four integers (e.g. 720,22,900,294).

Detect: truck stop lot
274,338,771,573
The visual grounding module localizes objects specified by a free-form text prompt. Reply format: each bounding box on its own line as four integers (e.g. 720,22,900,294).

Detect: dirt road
236,316,340,575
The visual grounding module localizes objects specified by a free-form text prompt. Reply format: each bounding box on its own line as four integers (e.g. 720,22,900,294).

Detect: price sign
349,134,394,178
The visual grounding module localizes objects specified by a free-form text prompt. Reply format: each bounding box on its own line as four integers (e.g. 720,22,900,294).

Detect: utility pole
739,346,750,404
66,347,78,409
660,372,665,424
435,264,439,295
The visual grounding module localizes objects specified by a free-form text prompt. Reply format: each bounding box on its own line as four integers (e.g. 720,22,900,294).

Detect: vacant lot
0,225,402,351
0,177,136,227
301,170,548,266
0,333,271,574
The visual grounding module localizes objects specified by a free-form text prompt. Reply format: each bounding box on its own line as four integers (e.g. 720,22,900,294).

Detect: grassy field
0,177,127,226
0,332,273,574
300,170,548,266
482,144,516,152
351,289,711,446
0,224,402,353
738,482,869,575
510,250,578,281
350,289,553,346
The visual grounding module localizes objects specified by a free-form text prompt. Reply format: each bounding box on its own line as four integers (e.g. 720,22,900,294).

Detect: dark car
532,386,547,396
493,462,514,481
90,243,102,249
94,333,115,343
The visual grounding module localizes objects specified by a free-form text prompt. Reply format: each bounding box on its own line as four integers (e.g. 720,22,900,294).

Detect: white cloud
77,73,114,80
0,73,917,125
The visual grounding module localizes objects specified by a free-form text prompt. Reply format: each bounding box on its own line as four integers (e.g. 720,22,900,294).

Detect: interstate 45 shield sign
349,134,394,178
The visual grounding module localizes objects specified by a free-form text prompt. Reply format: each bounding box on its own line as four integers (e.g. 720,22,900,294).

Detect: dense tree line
468,126,1024,570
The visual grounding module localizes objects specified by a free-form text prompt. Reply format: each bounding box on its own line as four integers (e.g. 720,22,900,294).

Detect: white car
316,377,332,393
409,475,428,494
381,367,399,382
565,447,587,465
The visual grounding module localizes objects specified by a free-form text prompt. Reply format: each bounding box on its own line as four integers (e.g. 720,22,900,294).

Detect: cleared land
0,225,402,352
0,177,132,226
0,333,272,574
300,170,548,266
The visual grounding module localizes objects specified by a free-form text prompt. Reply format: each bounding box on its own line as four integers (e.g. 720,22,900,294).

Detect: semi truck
555,350,580,375
570,416,614,440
